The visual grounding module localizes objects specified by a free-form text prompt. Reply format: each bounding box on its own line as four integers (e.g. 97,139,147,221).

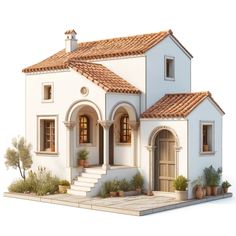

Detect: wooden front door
99,124,114,165
154,130,176,192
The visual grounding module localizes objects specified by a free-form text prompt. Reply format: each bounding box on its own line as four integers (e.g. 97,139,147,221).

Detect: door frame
148,126,180,192
154,130,176,192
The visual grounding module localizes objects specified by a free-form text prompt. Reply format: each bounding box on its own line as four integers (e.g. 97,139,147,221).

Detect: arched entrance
154,129,176,192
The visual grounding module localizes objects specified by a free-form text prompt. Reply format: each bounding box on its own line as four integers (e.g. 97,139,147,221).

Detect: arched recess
65,99,102,122
109,102,138,122
148,126,181,192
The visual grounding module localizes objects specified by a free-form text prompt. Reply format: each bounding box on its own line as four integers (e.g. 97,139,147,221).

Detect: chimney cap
64,29,77,35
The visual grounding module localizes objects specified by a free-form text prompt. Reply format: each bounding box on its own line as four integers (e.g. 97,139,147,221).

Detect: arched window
79,115,90,143
120,115,131,143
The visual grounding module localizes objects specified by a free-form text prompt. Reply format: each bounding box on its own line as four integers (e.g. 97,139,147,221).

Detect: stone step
67,189,87,196
73,181,95,188
70,185,91,192
81,172,102,179
84,168,106,175
77,176,98,183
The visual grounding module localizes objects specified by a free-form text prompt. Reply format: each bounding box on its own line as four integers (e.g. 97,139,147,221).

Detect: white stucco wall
145,36,191,109
25,69,106,179
93,57,146,112
139,119,188,191
188,98,223,197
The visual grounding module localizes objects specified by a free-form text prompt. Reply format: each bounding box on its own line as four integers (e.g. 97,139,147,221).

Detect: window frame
79,115,90,144
164,56,175,81
36,115,58,155
200,121,215,155
119,115,131,143
42,82,54,103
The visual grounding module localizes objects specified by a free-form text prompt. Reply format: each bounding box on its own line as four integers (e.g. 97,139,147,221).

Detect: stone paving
3,192,232,216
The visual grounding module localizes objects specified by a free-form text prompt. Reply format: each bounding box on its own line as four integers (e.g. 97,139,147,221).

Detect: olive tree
5,136,33,180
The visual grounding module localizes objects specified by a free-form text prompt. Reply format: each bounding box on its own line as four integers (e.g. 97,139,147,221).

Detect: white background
0,0,235,235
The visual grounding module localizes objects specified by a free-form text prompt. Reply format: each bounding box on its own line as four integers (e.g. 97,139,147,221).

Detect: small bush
173,175,188,191
59,180,70,186
131,172,144,189
8,166,59,196
8,179,29,193
118,179,130,191
100,181,113,198
222,180,231,188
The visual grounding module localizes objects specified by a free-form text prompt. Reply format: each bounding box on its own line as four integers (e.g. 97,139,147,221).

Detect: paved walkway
4,192,232,216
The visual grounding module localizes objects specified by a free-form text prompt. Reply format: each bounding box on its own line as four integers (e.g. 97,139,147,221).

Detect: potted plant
118,179,130,197
109,179,119,197
131,172,144,194
204,166,213,196
192,176,205,199
58,180,70,194
222,180,231,193
77,149,89,168
173,175,189,201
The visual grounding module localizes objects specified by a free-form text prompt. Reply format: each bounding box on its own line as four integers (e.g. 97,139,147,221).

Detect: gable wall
25,70,106,178
145,36,191,109
93,57,146,113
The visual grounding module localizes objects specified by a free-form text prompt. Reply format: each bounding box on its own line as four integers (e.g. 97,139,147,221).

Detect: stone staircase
67,168,106,197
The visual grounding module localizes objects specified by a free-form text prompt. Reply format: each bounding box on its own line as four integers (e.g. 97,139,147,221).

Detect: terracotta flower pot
175,190,188,201
78,159,85,167
223,188,228,194
118,191,125,197
59,185,70,194
211,186,218,196
206,186,212,196
136,187,142,195
110,191,117,197
202,187,206,197
195,186,204,199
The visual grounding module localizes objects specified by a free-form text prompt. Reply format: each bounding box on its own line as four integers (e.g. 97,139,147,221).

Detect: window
79,115,90,143
120,115,131,143
39,119,56,152
165,56,175,80
42,83,53,102
201,122,214,153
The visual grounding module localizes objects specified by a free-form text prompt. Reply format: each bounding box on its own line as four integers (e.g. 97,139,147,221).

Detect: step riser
77,177,98,183
73,181,95,187
81,173,102,179
84,168,106,175
71,186,91,192
67,189,87,196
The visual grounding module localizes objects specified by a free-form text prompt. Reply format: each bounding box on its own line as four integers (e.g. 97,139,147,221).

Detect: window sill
78,143,94,147
164,77,175,81
42,100,54,103
116,143,131,146
200,151,215,156
35,151,59,156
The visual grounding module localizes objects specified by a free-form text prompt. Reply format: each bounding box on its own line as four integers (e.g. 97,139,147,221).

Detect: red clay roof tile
141,92,224,118
22,30,173,73
69,60,140,94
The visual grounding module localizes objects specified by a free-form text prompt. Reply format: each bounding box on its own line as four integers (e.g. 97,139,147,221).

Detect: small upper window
165,57,175,80
42,83,53,102
201,123,214,153
120,115,131,143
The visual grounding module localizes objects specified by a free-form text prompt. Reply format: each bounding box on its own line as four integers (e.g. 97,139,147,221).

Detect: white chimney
65,29,78,53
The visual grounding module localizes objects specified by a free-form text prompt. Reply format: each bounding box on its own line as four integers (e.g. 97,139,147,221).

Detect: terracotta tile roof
22,30,174,73
65,29,77,35
69,60,140,94
141,92,224,118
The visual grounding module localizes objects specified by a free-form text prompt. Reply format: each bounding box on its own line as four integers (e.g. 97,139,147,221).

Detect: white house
23,29,224,198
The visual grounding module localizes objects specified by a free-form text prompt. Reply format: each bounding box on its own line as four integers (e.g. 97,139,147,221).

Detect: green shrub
131,172,144,189
100,181,113,198
118,179,130,191
8,179,29,193
77,149,89,160
8,166,59,196
59,180,70,186
222,180,231,188
204,165,222,186
173,175,188,191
